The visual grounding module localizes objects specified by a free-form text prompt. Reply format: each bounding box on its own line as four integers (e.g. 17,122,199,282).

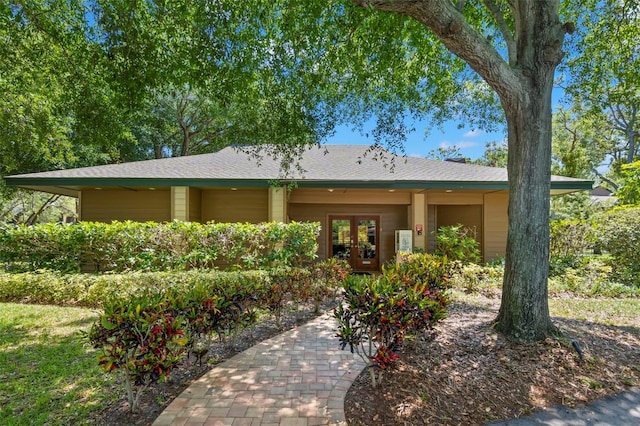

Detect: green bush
335,253,449,387
0,270,269,308
434,224,480,263
450,263,504,297
0,221,320,273
592,207,640,285
549,220,594,275
448,257,640,298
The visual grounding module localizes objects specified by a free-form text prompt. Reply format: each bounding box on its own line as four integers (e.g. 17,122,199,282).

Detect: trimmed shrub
450,263,504,297
592,206,640,285
0,270,268,308
0,220,320,273
335,253,449,387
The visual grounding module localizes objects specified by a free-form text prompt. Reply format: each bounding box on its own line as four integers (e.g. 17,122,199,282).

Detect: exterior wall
201,188,269,223
424,190,509,262
483,191,509,262
189,188,202,222
288,203,408,267
289,189,411,205
81,189,171,222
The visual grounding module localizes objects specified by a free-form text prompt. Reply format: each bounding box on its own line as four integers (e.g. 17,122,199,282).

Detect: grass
549,298,640,327
0,303,117,426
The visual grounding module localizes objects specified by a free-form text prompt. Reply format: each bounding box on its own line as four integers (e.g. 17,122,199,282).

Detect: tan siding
425,191,484,205
288,204,408,266
81,189,171,222
411,193,426,251
189,188,201,222
269,187,287,222
483,191,509,262
289,189,411,205
201,188,268,223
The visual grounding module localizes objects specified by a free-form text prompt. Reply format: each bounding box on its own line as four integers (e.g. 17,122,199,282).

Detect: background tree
616,161,640,206
563,0,640,169
551,104,611,180
473,141,508,168
426,145,465,161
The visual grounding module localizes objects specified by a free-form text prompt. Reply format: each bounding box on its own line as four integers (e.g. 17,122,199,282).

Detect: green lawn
0,303,117,426
549,298,640,327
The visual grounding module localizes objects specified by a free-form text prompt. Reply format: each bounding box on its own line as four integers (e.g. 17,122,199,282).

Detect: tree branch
482,0,516,66
592,167,619,190
351,0,522,100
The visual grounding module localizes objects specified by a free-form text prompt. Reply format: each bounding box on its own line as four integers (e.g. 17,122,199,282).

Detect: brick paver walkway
153,312,368,426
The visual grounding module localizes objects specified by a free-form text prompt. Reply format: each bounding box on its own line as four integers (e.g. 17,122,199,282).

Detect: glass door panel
330,218,352,261
329,215,379,272
355,217,378,271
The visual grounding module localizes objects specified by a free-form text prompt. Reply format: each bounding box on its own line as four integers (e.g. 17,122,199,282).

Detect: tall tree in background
564,0,640,170
551,104,611,180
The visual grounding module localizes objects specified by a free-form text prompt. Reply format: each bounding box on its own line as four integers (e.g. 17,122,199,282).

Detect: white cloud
463,129,483,138
455,141,478,149
440,141,477,149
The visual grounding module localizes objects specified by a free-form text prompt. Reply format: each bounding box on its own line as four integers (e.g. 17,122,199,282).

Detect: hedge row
549,206,640,285
0,220,320,273
0,261,350,311
0,269,270,308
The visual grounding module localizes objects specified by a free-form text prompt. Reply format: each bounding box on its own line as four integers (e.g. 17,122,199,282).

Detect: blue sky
327,120,506,160
325,82,568,161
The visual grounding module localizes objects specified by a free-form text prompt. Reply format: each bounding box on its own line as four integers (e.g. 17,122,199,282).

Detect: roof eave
5,176,594,193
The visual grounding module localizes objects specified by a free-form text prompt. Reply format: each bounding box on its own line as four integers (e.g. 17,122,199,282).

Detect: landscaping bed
344,294,640,425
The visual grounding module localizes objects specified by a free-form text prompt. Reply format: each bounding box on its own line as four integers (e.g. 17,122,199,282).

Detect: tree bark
493,3,564,342
495,79,558,341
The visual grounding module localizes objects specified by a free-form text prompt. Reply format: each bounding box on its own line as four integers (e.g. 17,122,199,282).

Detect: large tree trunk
493,5,564,342
495,78,557,341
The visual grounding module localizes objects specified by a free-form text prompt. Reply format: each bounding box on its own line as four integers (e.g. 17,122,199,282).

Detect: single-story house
4,144,592,272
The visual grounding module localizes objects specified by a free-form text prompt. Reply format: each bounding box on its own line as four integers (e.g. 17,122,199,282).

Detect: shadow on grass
0,316,116,425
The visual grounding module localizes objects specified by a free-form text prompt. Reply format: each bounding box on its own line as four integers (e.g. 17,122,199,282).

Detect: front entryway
329,215,380,272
